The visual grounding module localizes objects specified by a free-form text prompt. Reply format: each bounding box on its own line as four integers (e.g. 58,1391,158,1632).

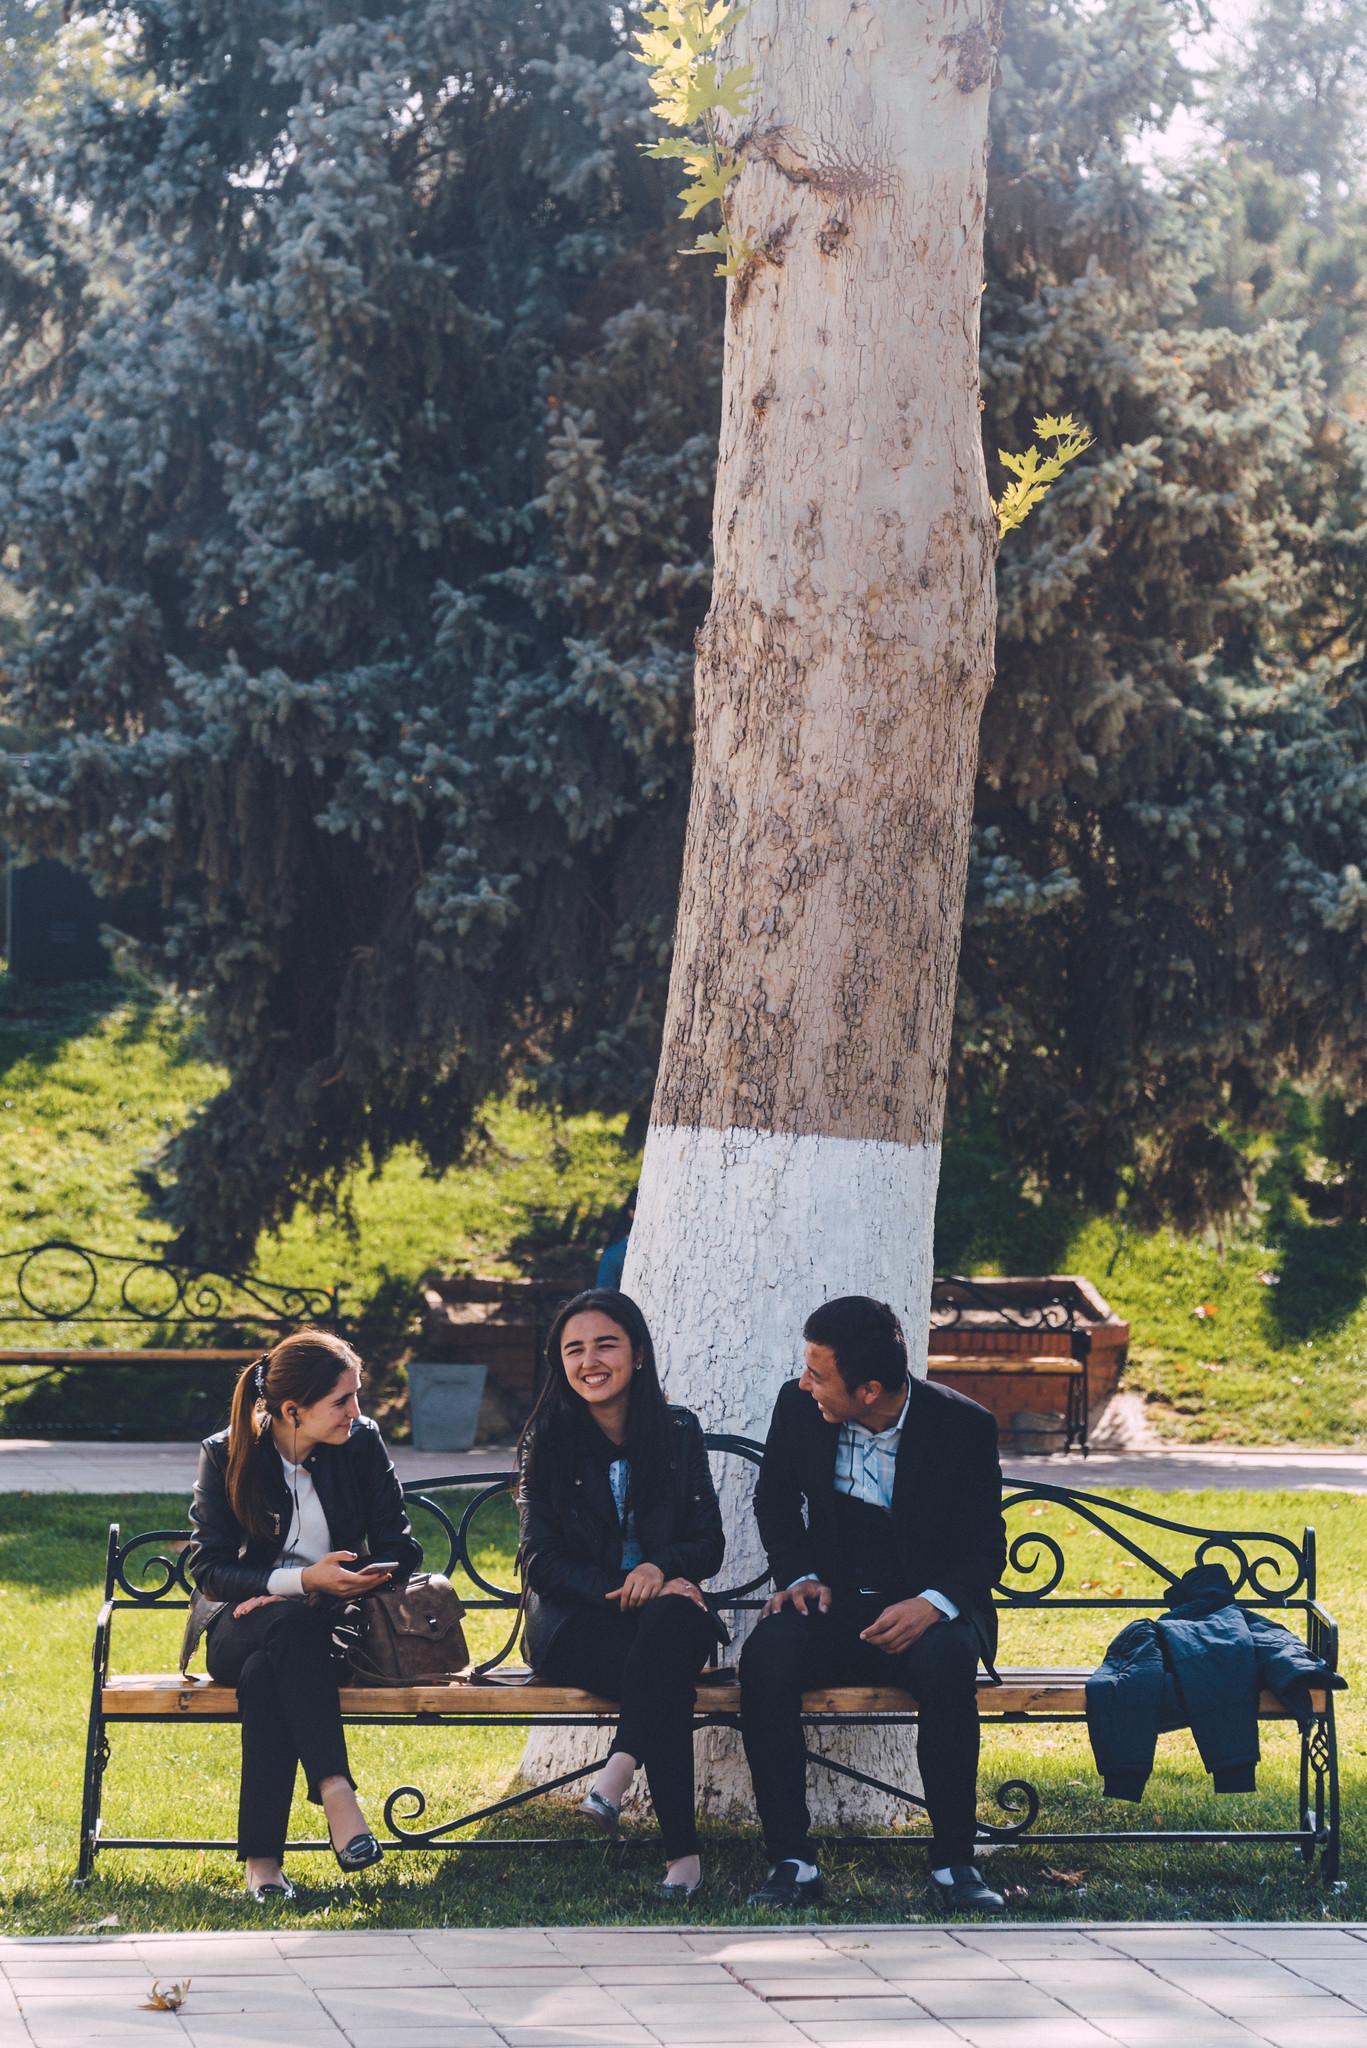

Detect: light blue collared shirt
792,1383,959,1618
608,1457,643,1570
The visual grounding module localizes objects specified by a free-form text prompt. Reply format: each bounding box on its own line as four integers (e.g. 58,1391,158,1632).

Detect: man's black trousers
539,1593,716,1858
739,1603,982,1867
206,1599,353,1863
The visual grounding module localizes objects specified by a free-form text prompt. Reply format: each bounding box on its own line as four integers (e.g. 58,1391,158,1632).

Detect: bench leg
1315,1703,1341,1883
76,1702,108,1886
76,1613,111,1887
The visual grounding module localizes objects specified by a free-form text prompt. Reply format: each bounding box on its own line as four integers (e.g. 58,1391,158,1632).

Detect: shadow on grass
1253,1102,1367,1344
0,967,182,1076
934,1093,1082,1277
1262,1216,1367,1345
0,1356,241,1444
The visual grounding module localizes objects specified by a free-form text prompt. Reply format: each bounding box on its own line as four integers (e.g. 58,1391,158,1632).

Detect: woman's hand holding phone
300,1550,394,1597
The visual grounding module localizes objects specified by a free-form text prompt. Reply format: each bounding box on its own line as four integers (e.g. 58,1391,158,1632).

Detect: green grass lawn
1,968,1364,1444
0,1485,1360,1932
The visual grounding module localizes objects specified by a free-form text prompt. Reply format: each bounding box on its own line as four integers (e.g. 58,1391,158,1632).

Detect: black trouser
540,1594,716,1859
739,1601,982,1868
206,1600,353,1863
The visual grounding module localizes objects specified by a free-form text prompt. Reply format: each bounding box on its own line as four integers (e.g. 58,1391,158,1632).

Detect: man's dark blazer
753,1377,1007,1673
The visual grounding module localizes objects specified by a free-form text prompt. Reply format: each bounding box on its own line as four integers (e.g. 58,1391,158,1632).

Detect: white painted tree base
519,1121,939,1830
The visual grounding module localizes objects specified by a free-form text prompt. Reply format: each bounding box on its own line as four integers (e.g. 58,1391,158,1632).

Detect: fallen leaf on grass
1257,1270,1280,1286
142,1981,191,2012
1041,1867,1089,1887
1193,1303,1218,1319
1291,1375,1305,1385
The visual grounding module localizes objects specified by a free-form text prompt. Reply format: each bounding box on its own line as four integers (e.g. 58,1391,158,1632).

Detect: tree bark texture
524,0,1000,1829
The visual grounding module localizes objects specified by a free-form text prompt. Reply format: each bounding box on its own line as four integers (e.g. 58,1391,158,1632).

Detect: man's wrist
917,1587,959,1620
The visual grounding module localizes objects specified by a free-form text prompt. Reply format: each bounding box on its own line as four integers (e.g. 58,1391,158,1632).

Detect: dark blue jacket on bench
1085,1562,1344,1800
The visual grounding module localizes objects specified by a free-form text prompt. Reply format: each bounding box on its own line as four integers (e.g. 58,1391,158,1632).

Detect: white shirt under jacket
264,1461,331,1598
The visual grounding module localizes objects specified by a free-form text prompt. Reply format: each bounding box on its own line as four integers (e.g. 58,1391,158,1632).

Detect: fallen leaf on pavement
142,1981,191,2012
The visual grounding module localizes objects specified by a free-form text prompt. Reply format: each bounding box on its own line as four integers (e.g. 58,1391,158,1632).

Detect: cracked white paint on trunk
521,1124,941,1827
627,1123,939,1433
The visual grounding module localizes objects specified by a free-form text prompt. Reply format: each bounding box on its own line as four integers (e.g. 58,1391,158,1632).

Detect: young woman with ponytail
184,1329,421,1902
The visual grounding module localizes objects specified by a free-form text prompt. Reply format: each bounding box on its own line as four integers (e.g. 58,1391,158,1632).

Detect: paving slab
3,1927,1367,2048
0,1441,516,1495
7,1437,1367,1494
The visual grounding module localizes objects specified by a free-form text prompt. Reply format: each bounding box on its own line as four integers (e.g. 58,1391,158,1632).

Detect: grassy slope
1,971,1363,1443
0,1486,1359,1932
936,1099,1367,1446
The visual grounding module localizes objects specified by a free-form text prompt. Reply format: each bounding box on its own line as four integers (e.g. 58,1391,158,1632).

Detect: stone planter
406,1361,489,1452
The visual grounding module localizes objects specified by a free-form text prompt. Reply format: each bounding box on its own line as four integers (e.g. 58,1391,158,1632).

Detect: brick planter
927,1273,1130,1452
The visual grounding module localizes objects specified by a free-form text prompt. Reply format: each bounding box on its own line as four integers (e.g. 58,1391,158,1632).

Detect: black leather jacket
518,1405,725,1669
182,1415,421,1666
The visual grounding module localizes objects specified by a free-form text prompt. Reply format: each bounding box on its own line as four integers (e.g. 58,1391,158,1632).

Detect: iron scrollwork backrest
111,1528,196,1604
998,1479,1312,1607
931,1273,1084,1334
399,1435,770,1615
0,1238,340,1332
102,1442,1312,1625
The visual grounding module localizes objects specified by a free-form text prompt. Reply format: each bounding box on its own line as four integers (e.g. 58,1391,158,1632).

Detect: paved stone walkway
2,1439,1366,1494
1,1924,1364,2048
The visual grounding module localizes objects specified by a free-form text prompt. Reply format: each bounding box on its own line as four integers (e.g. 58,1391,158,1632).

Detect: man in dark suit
740,1295,1007,1913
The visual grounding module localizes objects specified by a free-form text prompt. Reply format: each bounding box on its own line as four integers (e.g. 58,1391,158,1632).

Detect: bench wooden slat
102,1671,1326,1719
0,1349,262,1365
928,1354,1084,1377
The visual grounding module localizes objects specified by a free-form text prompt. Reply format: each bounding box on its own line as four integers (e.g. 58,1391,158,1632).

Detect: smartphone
350,1558,398,1575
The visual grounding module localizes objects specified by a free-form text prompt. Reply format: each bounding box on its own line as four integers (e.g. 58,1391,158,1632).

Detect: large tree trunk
524,0,1000,1827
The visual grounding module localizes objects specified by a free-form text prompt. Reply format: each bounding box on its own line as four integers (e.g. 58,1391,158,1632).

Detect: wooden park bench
79,1436,1343,1885
0,1240,343,1434
926,1274,1134,1455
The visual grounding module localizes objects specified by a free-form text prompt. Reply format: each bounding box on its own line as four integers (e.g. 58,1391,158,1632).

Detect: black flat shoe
928,1864,1006,1915
577,1790,620,1834
746,1860,826,1909
333,1830,383,1872
246,1875,296,1904
658,1876,704,1902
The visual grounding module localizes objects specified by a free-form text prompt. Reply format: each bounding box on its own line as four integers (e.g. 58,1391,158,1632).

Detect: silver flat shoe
246,1874,296,1905
577,1788,620,1833
658,1876,703,1901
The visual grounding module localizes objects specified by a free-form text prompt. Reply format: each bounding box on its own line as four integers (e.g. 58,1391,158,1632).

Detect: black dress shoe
928,1864,1006,1914
746,1860,827,1908
333,1830,383,1872
246,1875,296,1904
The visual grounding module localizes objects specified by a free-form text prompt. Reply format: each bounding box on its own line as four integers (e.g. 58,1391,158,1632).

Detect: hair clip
253,1354,270,1398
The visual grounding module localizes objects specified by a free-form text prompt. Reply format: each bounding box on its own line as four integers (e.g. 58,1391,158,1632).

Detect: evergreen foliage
964,0,1367,1230
0,0,719,1257
2,0,1366,1256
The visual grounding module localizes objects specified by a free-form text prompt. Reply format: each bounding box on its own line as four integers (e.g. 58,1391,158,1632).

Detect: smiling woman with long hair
184,1328,421,1903
517,1288,725,1899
